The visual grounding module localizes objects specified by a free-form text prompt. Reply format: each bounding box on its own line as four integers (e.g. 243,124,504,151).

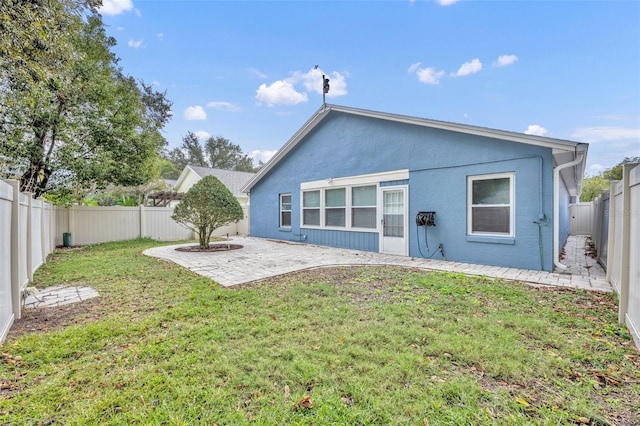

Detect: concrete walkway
144,235,612,292
23,285,99,309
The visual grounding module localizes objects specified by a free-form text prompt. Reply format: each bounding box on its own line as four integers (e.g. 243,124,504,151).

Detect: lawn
1,239,638,425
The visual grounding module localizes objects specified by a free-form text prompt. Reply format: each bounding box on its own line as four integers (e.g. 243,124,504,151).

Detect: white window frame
351,185,378,229
302,190,321,227
300,170,408,232
467,172,515,237
279,193,291,228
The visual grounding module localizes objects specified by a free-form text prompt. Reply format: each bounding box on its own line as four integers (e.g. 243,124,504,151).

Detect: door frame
379,185,409,256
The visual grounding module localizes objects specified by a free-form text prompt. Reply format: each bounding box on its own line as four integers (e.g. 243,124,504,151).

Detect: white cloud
151,80,160,86
407,62,421,74
207,101,242,112
255,67,348,107
128,39,143,48
289,67,348,98
453,58,483,77
99,0,134,16
494,54,518,67
570,126,640,143
415,67,445,85
157,33,164,41
588,164,605,175
248,69,269,79
524,124,548,136
437,0,460,5
256,80,307,107
193,130,211,140
251,149,278,165
183,106,207,120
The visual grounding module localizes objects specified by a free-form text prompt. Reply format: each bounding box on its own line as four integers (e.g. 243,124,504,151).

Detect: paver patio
144,235,611,292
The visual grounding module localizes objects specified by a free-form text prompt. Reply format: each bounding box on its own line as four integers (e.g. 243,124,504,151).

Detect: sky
99,0,640,175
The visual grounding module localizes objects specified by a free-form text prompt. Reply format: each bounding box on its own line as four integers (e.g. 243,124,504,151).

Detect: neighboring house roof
174,165,255,197
241,104,589,195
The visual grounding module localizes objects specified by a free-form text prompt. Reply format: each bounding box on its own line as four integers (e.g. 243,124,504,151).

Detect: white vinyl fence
55,205,194,246
0,180,57,342
1,180,250,343
591,163,640,349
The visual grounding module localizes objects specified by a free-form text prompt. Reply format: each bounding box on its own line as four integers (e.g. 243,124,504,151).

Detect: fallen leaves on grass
296,395,313,410
284,385,290,400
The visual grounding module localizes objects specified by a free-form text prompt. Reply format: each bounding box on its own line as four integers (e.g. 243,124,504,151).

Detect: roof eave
241,104,589,193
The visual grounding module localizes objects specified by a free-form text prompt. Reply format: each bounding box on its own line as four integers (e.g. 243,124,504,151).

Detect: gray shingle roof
188,165,255,197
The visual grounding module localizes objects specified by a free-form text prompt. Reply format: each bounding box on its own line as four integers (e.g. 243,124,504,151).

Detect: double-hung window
325,188,346,227
351,185,377,228
280,194,291,228
468,173,514,236
302,190,320,226
301,184,378,230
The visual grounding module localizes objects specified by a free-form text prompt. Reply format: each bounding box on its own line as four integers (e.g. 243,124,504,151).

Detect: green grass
1,239,638,425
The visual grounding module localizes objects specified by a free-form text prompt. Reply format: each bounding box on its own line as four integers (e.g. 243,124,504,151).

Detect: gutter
553,153,584,270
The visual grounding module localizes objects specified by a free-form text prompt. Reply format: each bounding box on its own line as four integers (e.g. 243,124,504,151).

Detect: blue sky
99,0,640,175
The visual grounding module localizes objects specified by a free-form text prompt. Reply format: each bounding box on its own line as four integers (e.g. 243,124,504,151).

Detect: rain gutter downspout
553,153,584,270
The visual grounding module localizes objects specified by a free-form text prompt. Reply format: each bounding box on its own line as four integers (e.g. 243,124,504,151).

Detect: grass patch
1,239,638,425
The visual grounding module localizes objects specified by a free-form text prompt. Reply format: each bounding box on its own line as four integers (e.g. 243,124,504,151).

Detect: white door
380,187,408,256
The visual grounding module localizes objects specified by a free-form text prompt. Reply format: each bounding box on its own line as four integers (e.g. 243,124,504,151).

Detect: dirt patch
175,243,243,252
7,298,103,338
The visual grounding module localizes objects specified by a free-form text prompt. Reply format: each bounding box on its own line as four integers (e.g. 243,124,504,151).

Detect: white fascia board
301,169,409,190
173,165,195,191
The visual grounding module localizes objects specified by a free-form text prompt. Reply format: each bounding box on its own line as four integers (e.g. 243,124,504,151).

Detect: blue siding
250,112,556,271
300,229,378,252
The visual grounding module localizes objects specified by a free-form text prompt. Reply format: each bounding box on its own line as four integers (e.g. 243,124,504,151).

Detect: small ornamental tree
171,176,243,248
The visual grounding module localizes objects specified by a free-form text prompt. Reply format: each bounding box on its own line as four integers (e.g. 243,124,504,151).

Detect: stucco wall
249,112,556,271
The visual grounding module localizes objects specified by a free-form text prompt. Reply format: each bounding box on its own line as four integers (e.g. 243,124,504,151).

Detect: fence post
6,180,22,320
40,198,46,262
606,182,617,285
618,164,633,324
139,204,146,239
26,194,33,282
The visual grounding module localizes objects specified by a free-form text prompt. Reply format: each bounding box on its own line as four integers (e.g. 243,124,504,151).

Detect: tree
580,157,640,202
0,2,172,200
581,175,609,202
205,136,256,172
602,156,640,181
167,131,257,172
171,175,243,248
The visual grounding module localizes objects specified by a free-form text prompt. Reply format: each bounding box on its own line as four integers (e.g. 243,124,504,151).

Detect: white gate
569,203,592,235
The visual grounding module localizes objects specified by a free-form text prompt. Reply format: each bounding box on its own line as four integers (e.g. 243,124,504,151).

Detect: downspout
553,153,584,270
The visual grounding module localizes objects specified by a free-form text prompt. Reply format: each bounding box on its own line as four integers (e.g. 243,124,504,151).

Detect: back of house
242,105,587,272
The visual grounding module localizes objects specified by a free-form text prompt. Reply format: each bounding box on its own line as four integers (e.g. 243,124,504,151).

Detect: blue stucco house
241,105,588,272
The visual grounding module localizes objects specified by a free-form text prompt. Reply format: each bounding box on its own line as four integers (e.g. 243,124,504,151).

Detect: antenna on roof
322,74,330,105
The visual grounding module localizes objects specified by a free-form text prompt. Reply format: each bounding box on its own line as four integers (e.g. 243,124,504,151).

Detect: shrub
172,175,243,248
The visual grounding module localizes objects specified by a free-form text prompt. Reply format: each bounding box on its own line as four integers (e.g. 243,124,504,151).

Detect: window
468,173,514,236
302,190,320,226
301,184,378,230
352,185,377,228
325,188,346,227
280,194,291,227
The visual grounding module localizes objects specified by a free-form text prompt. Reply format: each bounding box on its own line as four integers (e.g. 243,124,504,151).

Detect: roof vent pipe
553,153,584,270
